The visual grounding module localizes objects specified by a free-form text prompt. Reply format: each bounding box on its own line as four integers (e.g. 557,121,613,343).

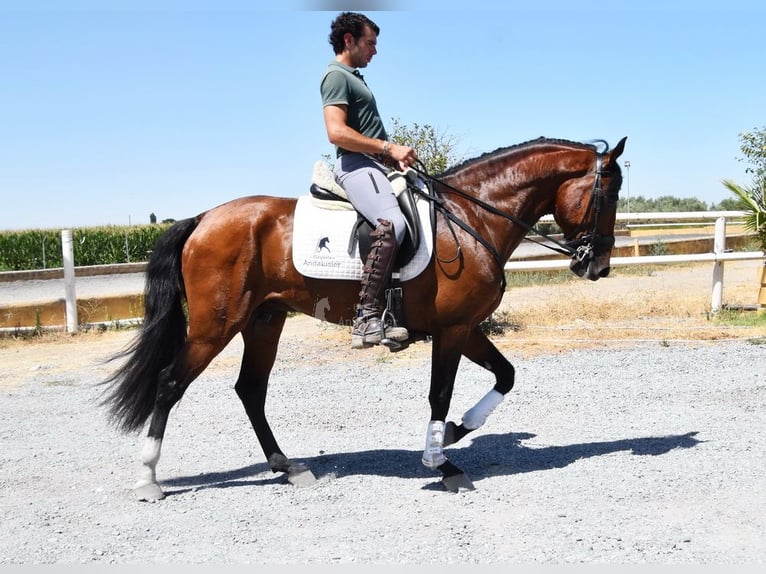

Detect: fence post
710,216,726,314
61,229,79,333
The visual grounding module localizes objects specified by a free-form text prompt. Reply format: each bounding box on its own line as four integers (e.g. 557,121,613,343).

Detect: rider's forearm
326,123,387,156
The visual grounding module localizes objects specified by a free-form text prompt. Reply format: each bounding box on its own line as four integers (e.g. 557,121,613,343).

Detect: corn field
0,224,172,272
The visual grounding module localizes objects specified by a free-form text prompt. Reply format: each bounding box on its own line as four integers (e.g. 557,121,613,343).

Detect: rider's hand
387,142,418,171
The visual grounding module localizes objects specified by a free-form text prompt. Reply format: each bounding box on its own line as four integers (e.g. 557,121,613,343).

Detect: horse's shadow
161,430,702,495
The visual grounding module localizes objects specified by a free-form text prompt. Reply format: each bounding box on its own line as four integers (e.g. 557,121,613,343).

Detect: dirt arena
1,261,764,564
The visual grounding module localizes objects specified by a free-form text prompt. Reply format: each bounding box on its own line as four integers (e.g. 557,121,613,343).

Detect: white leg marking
134,437,163,490
421,420,447,469
462,389,504,430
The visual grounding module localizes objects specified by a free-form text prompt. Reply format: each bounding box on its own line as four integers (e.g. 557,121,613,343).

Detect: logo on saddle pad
315,236,331,254
292,196,434,282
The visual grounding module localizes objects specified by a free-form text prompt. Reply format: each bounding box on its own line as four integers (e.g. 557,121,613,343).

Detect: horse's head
554,136,627,281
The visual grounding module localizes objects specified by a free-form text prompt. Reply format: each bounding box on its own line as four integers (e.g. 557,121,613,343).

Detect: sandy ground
1,261,765,564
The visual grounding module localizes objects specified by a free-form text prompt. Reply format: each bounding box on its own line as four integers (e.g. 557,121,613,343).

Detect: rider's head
328,12,380,55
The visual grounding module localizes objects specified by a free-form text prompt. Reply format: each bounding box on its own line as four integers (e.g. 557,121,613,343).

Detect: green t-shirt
320,60,388,157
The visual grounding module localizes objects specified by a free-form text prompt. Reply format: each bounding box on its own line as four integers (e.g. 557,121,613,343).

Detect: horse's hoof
444,421,457,446
133,482,165,502
438,460,475,492
441,472,475,493
381,336,411,352
287,467,317,487
443,421,470,446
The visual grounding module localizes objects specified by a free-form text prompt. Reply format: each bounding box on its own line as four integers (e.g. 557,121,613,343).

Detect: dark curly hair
328,12,380,55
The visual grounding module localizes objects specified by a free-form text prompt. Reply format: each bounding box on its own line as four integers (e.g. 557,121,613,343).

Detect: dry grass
487,261,765,357
299,261,765,360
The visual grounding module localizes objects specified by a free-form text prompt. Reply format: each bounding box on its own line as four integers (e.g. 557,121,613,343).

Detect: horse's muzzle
569,234,614,280
569,257,611,281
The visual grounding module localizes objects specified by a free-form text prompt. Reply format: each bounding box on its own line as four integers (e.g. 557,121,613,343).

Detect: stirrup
380,304,407,350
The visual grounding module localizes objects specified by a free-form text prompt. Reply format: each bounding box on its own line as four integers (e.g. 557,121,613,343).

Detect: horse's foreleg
422,328,475,492
444,326,515,447
235,310,316,487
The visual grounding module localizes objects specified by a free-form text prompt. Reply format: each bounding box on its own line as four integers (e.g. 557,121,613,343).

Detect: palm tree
722,178,766,253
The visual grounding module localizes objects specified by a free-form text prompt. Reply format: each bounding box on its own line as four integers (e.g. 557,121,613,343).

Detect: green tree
722,178,766,252
389,117,462,175
617,195,708,213
722,128,766,252
736,126,766,184
711,197,745,211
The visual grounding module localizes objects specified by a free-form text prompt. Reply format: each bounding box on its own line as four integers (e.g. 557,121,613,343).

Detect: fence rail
538,211,749,222
506,213,764,314
505,250,764,271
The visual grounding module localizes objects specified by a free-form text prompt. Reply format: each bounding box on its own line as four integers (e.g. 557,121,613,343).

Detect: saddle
308,161,424,267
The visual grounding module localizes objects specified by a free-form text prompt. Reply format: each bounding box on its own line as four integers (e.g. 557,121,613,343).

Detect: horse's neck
442,162,554,259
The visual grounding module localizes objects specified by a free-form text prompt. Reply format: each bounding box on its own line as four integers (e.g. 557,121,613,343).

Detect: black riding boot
352,218,409,349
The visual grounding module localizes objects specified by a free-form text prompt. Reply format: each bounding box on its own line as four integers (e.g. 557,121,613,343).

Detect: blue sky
1,0,764,230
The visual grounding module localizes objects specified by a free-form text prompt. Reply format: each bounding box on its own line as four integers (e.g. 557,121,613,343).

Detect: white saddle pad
292,195,433,282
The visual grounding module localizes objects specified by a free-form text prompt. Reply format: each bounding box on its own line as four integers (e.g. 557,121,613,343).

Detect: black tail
100,217,199,433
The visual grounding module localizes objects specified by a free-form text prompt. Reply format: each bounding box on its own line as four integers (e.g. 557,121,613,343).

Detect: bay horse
102,136,627,499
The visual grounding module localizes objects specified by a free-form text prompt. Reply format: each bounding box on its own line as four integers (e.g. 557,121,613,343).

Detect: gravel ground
1,322,765,564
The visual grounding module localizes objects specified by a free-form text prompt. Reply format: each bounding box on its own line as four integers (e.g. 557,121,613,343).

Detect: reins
411,162,578,259
408,147,609,290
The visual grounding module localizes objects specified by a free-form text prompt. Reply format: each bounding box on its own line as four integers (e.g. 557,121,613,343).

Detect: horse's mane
438,137,599,178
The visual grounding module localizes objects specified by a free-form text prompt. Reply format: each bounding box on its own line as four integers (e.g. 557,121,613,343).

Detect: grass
716,308,766,328
503,264,676,289
485,260,766,355
504,269,577,289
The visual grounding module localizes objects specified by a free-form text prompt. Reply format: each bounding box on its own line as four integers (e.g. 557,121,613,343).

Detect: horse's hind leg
134,338,229,501
444,325,515,447
235,310,316,487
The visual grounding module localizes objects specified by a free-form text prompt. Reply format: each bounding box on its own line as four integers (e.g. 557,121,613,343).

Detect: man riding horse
320,11,418,349
102,11,627,498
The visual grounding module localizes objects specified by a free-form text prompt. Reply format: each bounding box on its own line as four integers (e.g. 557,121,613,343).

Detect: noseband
562,151,617,266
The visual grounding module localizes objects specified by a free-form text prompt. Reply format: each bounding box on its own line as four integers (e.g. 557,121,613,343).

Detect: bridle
557,151,617,267
410,143,616,289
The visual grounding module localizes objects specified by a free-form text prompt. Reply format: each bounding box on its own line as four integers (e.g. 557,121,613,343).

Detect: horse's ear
609,136,627,162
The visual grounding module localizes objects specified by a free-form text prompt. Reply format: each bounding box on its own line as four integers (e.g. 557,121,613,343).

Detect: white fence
50,213,764,331
504,212,765,313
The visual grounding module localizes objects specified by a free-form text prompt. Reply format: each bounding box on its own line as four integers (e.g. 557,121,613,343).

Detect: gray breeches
333,153,407,247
